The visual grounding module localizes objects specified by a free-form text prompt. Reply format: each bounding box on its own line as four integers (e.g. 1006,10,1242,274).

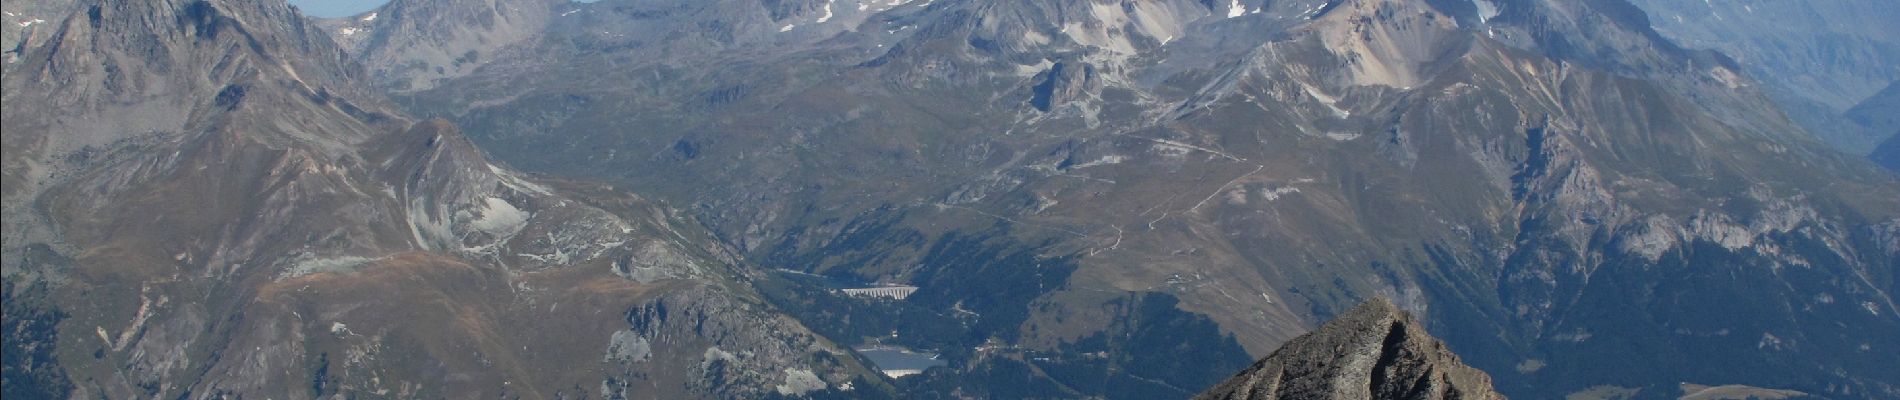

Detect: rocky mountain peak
1303,0,1463,88
4,1,881,397
20,0,362,98
1196,298,1505,400
3,0,386,205
318,0,561,92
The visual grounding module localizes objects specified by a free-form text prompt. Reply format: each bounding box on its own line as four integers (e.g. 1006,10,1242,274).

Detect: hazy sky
288,0,388,18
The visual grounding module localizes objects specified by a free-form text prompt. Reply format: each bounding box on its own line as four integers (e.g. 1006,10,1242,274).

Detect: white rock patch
469,197,530,235
605,331,652,363
776,369,828,395
816,1,835,23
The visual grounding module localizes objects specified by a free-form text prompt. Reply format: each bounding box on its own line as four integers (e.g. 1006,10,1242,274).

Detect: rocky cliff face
1,1,876,398
1197,298,1503,400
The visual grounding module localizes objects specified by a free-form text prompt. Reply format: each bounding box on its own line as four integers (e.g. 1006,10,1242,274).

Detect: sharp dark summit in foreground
1197,298,1504,400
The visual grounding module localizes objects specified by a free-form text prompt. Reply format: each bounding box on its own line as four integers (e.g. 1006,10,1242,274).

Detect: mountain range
3,0,882,397
5,0,1899,399
1627,0,1899,155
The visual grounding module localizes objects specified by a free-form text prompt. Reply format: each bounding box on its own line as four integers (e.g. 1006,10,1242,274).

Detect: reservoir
857,347,947,378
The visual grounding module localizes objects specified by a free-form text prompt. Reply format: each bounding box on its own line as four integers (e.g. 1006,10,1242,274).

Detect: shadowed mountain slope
1846,83,1900,146
1875,135,1900,173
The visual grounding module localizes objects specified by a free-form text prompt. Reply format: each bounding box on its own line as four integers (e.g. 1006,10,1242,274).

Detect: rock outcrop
1030,61,1101,111
1197,298,1504,400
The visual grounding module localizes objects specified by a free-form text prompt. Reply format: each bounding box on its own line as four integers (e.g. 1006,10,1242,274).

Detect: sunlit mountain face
5,1,1898,399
